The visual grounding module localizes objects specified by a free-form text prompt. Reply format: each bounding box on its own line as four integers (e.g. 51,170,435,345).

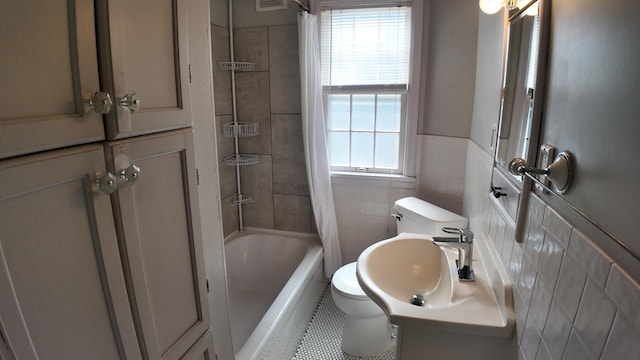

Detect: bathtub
224,228,326,360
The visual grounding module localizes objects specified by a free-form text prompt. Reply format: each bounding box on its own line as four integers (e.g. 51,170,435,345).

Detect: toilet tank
394,197,468,236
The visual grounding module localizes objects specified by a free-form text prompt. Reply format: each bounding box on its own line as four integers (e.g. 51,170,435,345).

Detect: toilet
331,196,468,357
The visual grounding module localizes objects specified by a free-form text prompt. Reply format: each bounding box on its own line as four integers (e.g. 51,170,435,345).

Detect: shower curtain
298,12,342,277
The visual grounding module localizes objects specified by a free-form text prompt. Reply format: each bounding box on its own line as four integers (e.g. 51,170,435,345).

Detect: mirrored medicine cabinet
491,0,550,237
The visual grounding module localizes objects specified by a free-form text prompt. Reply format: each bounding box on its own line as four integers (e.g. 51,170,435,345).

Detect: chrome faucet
432,227,475,282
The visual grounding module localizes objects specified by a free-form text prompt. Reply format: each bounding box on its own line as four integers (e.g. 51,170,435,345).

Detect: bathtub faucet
432,227,475,282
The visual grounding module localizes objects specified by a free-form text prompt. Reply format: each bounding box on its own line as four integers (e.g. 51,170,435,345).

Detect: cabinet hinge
196,168,200,185
189,64,192,83
206,279,210,293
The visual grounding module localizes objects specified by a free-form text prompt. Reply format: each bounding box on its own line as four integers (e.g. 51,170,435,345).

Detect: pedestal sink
356,233,516,360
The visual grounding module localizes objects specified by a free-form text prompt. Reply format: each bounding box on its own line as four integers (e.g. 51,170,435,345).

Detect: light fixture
479,0,537,15
479,0,506,14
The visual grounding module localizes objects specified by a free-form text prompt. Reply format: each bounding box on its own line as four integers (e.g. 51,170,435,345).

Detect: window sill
330,171,416,189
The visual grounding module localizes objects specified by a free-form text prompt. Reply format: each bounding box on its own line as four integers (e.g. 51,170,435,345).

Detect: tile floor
292,286,397,360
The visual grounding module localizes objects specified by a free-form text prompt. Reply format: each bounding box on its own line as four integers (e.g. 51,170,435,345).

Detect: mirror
495,0,545,184
491,0,549,241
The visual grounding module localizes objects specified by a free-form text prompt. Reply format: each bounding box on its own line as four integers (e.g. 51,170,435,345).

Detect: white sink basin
359,236,453,309
356,232,514,337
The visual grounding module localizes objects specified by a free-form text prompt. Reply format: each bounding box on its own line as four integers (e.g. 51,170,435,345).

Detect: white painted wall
419,0,479,137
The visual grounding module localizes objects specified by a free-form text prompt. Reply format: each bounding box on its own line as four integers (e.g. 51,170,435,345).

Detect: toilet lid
332,262,368,300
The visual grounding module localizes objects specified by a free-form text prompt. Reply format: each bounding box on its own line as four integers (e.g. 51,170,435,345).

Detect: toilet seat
332,262,368,300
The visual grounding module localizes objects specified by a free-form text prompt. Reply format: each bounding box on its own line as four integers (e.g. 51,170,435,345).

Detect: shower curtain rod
293,0,310,12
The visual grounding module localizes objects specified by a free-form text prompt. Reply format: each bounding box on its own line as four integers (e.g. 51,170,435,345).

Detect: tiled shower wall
211,24,313,237
465,140,640,360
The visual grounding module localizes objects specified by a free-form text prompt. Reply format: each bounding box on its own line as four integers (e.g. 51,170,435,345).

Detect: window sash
321,6,412,87
319,1,416,176
324,90,407,173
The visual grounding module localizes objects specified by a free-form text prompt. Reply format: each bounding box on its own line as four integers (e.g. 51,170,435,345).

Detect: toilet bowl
331,197,468,357
331,262,391,357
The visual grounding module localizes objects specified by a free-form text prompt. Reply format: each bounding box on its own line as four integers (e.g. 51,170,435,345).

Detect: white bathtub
225,228,326,360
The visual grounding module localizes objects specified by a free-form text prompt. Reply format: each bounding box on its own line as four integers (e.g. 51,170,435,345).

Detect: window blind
320,6,412,87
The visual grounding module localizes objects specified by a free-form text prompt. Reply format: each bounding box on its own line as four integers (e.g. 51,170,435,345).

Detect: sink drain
410,294,425,306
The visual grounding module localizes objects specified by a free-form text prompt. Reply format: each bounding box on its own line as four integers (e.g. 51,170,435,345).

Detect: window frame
323,87,408,173
315,0,423,178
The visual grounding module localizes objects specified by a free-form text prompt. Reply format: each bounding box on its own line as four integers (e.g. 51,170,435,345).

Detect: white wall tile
514,289,529,345
573,279,616,358
524,219,545,271
509,242,525,280
462,141,493,233
501,225,516,269
542,207,572,248
554,253,587,322
333,179,418,264
537,232,564,291
493,214,507,255
536,341,553,360
529,276,553,331
568,229,613,289
562,330,591,360
517,255,538,306
519,347,527,360
467,149,640,360
542,300,572,360
528,194,546,222
601,312,640,360
605,264,640,332
521,315,543,360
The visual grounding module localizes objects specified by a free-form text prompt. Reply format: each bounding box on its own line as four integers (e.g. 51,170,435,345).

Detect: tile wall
464,140,640,360
332,179,417,264
333,135,469,264
211,24,313,237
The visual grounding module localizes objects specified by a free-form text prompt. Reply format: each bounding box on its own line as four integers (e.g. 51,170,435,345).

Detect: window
320,3,417,175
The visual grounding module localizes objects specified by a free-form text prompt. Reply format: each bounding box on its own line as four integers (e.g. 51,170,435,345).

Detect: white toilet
331,196,468,357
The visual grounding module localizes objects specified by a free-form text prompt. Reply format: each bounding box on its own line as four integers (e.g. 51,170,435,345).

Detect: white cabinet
0,131,210,359
0,145,141,359
0,0,213,358
96,0,192,139
0,0,104,159
0,0,193,160
179,332,216,360
105,129,209,359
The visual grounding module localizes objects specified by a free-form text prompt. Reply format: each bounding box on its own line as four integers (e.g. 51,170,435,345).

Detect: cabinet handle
84,92,113,114
119,91,141,113
119,164,141,185
491,185,507,198
95,172,118,195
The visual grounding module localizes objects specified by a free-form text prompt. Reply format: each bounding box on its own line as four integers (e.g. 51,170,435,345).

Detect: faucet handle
442,227,474,242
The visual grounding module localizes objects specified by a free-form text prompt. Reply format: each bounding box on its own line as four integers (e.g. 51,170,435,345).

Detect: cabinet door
97,0,192,139
105,129,209,360
179,332,215,360
0,145,141,359
0,0,104,159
